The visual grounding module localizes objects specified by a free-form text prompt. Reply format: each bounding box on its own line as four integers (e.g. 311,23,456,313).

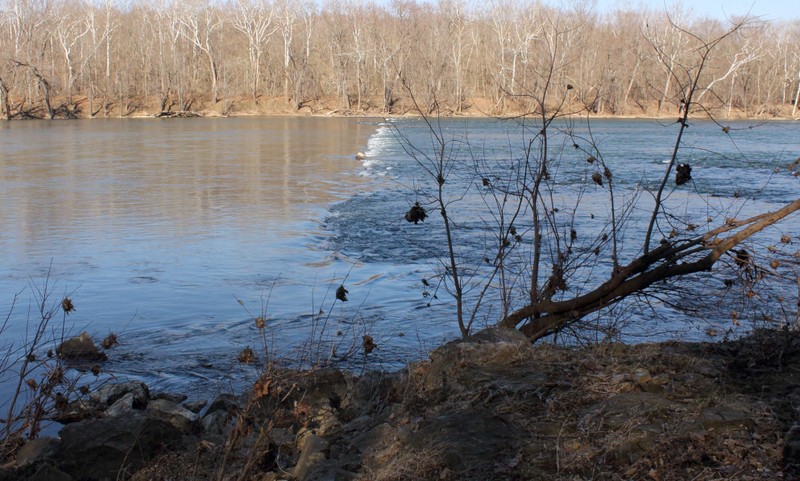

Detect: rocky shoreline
3,327,800,480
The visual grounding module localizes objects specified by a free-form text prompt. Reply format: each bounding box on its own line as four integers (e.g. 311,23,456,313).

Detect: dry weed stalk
0,273,88,459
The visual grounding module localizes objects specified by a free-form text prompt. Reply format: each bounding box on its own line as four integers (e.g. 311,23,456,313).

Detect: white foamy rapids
359,123,396,176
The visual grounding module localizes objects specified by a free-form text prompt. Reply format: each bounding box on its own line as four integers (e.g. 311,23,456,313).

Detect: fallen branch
501,199,800,340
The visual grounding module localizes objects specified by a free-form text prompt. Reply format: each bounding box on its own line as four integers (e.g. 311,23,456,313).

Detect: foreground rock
57,413,182,480
5,328,800,480
56,332,107,361
3,379,220,481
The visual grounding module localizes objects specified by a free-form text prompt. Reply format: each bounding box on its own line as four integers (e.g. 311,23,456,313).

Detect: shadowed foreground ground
5,327,800,480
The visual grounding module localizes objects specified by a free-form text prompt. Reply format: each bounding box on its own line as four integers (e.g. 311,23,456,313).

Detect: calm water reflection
1,117,435,401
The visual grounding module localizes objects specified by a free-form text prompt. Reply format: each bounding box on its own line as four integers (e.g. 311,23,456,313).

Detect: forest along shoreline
3,327,800,480
2,94,799,122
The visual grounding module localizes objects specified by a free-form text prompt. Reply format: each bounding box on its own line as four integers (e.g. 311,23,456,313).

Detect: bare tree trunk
13,61,54,119
0,78,10,119
41,77,54,119
206,50,218,104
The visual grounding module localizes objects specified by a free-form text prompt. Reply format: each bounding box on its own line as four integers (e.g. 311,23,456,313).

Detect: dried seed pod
362,335,376,355
54,393,68,411
734,249,750,268
336,285,349,302
61,298,75,314
546,265,567,293
592,172,603,186
101,333,118,349
237,347,255,364
48,366,64,385
404,202,428,224
676,163,692,186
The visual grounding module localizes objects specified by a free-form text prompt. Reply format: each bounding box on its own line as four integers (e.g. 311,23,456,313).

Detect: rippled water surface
1,116,798,404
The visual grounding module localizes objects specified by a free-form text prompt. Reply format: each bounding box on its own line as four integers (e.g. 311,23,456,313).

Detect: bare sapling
1,275,86,458
396,14,799,342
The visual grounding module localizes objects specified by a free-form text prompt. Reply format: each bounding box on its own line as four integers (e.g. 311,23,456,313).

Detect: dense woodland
0,0,799,119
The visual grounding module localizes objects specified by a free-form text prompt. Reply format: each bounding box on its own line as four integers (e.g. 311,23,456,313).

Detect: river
0,116,797,405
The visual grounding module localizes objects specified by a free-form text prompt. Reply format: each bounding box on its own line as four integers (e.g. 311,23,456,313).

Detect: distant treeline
0,0,798,118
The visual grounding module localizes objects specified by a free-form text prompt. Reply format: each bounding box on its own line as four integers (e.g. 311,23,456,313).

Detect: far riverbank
5,94,800,122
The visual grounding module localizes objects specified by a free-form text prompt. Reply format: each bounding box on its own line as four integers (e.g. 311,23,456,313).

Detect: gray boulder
184,399,207,413
293,434,330,481
201,409,232,444
57,411,182,480
104,392,136,417
91,381,149,409
152,392,188,404
23,465,73,481
206,393,240,415
14,437,60,469
147,398,200,434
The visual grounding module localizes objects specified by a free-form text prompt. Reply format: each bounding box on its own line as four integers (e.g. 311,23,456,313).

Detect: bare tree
55,3,91,105
441,0,472,114
793,52,800,117
0,0,798,118
0,73,10,119
231,0,277,102
644,10,691,113
174,0,223,104
277,0,295,104
13,60,55,118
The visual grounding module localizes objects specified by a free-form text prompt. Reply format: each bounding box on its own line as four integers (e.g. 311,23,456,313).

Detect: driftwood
500,199,800,341
156,111,201,118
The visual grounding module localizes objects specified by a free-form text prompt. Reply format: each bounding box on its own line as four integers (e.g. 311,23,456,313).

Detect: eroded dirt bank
5,327,800,480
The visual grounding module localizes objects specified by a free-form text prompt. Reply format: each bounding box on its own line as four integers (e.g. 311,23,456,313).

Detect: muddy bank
4,327,800,480
7,94,800,122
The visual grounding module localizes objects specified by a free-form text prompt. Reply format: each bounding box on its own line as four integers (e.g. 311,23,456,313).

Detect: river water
1,116,798,405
